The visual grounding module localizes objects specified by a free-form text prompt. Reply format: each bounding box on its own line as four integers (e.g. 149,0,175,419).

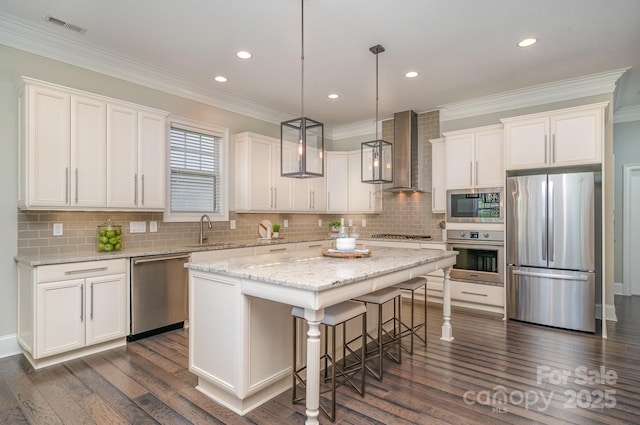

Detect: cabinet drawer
36,259,127,283
296,241,330,251
253,243,294,255
452,281,504,306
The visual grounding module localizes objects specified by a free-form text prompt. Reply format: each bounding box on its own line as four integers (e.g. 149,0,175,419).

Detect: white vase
273,232,280,239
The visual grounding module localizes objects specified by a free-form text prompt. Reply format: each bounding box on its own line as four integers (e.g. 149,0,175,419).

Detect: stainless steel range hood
386,110,427,192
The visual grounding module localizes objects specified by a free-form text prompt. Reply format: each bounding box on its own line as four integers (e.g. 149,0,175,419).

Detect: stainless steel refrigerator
506,171,598,332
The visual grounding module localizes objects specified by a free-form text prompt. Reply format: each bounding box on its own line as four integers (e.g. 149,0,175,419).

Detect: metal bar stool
393,276,428,355
353,286,402,381
292,301,366,422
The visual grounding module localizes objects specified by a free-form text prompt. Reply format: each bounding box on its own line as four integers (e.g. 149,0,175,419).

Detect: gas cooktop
370,233,432,241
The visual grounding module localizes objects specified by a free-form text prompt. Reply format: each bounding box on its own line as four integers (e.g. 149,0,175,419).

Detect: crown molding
0,14,292,126
439,68,630,122
329,119,378,140
614,105,640,123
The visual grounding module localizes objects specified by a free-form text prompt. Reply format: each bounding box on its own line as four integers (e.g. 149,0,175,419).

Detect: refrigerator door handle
548,179,554,262
542,179,547,261
512,270,589,281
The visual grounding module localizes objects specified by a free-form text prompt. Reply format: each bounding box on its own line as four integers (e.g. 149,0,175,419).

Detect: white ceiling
1,0,639,131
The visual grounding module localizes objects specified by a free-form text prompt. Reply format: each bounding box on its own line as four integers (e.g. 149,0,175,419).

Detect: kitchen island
185,246,457,425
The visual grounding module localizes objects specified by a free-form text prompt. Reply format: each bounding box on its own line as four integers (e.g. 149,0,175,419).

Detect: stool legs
398,282,428,355
361,294,402,381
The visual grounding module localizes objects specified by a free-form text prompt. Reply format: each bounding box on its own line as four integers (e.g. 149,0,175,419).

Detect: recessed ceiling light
405,71,419,78
327,93,339,99
214,75,228,83
236,50,253,59
518,37,538,47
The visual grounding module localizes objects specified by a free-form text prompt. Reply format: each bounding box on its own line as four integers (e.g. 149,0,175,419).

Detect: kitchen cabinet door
445,133,474,189
326,152,349,212
273,143,294,211
36,278,86,358
550,107,603,166
107,102,138,208
430,138,446,213
85,273,128,345
348,152,380,212
474,128,503,187
71,94,107,207
503,116,548,170
137,111,167,209
20,83,71,208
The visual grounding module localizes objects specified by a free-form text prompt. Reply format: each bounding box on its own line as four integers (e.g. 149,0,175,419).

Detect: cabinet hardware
552,134,556,163
65,167,69,203
75,168,79,204
469,162,473,186
274,187,277,209
369,191,372,209
430,289,443,293
269,247,287,252
512,270,588,281
90,282,94,320
80,285,84,321
475,161,478,185
141,174,145,205
306,243,323,248
544,135,548,163
65,267,108,275
134,174,138,205
461,291,488,297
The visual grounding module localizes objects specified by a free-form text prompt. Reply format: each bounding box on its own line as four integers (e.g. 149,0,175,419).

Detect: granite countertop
186,247,457,291
15,236,446,267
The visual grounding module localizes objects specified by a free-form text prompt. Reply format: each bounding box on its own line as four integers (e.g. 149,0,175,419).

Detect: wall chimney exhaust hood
385,110,428,192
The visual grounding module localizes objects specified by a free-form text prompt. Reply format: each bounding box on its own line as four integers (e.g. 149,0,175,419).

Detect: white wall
0,44,280,355
613,120,640,286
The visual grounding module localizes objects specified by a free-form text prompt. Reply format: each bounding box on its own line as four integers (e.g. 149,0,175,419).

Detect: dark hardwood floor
2,296,640,424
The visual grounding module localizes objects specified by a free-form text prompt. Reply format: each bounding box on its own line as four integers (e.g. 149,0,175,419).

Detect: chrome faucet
199,214,213,245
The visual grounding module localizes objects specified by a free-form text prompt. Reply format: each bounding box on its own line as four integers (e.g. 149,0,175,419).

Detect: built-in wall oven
446,229,504,285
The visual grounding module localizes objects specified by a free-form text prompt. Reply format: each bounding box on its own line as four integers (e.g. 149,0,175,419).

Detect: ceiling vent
43,15,86,34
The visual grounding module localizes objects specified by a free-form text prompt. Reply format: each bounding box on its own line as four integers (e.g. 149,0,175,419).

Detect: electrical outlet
284,219,288,228
149,221,158,232
348,219,353,226
53,223,63,236
318,219,323,227
130,221,146,233
361,219,367,227
230,220,236,229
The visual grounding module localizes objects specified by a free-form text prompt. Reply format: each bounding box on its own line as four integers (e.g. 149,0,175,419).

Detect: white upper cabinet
18,77,167,211
444,125,503,189
107,104,167,210
502,102,607,170
430,138,446,213
234,132,294,212
348,151,381,213
325,152,349,213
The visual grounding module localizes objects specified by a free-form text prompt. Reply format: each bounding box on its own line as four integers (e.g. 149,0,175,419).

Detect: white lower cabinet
18,259,128,369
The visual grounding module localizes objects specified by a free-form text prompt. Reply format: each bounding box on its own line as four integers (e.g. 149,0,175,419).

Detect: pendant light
361,44,392,184
281,0,324,178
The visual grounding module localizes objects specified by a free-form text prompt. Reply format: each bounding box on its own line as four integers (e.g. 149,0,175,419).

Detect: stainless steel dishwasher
129,253,190,341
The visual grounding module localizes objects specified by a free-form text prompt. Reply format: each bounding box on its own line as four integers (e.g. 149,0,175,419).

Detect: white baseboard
0,334,21,359
597,303,618,322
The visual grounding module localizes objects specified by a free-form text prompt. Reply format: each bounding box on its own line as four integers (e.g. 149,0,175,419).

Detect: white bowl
336,237,356,251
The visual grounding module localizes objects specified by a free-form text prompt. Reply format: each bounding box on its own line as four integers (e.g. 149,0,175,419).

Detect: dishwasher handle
133,254,190,265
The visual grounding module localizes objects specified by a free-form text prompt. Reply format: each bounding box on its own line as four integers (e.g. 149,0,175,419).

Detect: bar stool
353,287,402,381
393,276,428,355
291,301,366,422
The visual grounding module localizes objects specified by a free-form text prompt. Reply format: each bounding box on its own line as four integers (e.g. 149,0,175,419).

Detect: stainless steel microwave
446,188,504,223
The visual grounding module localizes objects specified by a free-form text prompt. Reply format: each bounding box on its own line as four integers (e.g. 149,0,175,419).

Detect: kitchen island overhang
185,247,457,425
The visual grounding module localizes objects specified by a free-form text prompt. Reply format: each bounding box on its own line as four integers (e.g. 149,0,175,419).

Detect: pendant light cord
375,50,379,140
300,0,305,118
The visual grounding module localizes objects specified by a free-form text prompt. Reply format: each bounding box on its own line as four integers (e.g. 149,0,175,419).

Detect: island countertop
185,247,457,292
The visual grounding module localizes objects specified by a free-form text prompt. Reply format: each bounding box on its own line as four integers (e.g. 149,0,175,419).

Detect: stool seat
292,301,367,326
393,276,427,291
353,287,402,304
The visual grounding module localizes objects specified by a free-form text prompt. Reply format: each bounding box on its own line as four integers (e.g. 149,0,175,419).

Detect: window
164,118,229,222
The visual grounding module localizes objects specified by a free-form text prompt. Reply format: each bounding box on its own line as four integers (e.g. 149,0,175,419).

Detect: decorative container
97,219,123,252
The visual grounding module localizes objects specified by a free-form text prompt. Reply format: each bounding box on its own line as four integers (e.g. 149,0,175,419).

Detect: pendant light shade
362,44,392,184
281,0,324,178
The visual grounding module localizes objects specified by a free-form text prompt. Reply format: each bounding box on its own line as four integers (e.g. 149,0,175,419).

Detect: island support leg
441,266,454,341
304,308,325,425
